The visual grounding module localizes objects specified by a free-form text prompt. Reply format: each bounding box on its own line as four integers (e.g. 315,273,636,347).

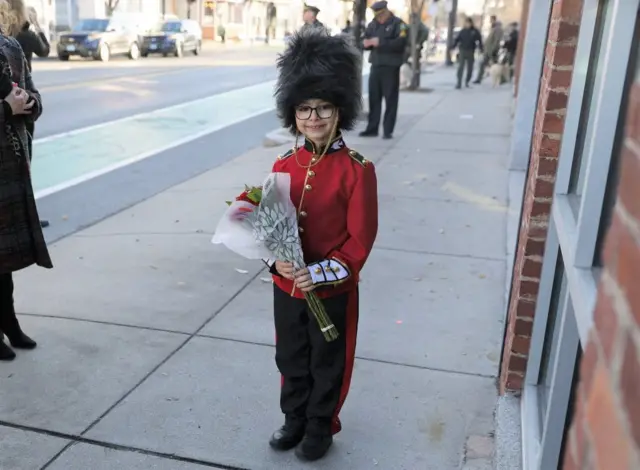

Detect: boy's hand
294,267,315,292
275,261,294,280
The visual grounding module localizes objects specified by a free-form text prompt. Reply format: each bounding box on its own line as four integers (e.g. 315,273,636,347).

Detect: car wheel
98,44,110,62
141,52,148,58
58,54,69,61
128,42,140,60
174,43,183,58
193,41,201,55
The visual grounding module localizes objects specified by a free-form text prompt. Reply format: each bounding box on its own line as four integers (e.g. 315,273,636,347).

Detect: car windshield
160,22,182,32
73,19,109,32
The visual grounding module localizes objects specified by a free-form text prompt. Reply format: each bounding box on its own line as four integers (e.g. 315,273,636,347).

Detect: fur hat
274,29,362,134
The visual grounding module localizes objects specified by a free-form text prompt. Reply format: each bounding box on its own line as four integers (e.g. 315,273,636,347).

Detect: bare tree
407,0,426,89
105,0,121,16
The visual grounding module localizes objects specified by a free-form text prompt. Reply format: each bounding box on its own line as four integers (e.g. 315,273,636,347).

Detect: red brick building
502,0,640,468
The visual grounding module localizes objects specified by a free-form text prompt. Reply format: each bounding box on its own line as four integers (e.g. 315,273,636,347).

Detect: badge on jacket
399,23,408,37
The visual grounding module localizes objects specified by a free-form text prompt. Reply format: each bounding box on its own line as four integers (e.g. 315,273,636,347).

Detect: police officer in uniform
300,4,326,34
359,0,408,140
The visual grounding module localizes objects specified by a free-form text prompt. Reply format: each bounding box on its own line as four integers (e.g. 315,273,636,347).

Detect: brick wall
499,0,584,393
562,63,640,470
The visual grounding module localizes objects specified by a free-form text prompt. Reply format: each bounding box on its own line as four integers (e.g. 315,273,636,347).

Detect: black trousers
457,50,475,86
273,284,358,436
366,65,401,136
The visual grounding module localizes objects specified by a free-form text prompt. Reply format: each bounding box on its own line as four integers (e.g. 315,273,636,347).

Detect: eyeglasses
295,104,336,120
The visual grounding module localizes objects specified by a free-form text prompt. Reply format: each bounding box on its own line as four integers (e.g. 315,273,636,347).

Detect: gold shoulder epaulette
347,149,368,167
277,148,295,161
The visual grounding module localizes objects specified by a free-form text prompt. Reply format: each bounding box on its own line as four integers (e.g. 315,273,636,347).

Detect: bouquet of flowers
212,173,339,342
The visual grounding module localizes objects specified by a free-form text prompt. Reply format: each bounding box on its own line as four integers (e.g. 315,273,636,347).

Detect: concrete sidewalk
1,66,514,470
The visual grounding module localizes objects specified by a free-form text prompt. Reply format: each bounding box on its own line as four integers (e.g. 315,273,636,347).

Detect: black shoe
383,134,393,140
295,434,333,461
40,220,49,228
0,339,16,361
472,79,481,84
6,330,36,349
269,420,305,451
465,82,471,88
358,130,377,137
455,84,461,89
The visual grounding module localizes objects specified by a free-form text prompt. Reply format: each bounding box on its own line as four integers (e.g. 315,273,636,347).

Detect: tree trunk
408,0,425,90
445,0,458,66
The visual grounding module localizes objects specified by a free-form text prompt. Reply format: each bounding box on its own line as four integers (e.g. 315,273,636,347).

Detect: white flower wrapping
211,173,305,267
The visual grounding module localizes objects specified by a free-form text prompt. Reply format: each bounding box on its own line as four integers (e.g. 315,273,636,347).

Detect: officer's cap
304,4,320,14
370,1,388,12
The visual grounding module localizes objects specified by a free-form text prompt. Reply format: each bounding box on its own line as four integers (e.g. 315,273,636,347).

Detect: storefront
509,0,639,468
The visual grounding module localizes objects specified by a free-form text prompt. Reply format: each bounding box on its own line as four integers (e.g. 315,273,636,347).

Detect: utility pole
445,0,457,66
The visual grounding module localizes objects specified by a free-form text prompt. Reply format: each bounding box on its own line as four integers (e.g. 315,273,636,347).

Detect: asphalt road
31,46,281,137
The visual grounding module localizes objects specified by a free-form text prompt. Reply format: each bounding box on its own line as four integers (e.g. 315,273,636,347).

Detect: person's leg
0,274,16,360
361,67,382,136
456,53,465,88
474,54,487,83
0,272,36,351
382,66,400,138
270,285,312,450
466,54,475,86
297,289,359,461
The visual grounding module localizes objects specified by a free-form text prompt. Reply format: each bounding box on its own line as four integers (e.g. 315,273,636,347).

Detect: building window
567,0,612,215
593,16,640,267
537,252,567,428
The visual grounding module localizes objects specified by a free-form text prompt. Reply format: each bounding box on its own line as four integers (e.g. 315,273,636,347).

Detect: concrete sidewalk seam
17,313,193,337
0,421,250,470
374,245,506,262
409,130,512,138
38,269,264,469
196,334,498,379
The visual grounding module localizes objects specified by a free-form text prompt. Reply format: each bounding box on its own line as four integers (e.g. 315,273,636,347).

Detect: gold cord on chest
289,117,339,295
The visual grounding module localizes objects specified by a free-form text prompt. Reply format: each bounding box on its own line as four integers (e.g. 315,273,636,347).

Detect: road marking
34,106,274,200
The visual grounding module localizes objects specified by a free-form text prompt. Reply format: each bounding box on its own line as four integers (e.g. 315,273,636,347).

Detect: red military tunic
271,135,378,299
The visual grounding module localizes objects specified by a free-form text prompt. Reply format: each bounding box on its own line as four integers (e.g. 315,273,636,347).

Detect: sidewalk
1,66,515,470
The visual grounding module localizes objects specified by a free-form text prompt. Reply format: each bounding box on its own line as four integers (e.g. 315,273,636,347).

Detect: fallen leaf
260,277,272,283
177,281,186,286
235,268,249,274
438,228,445,234
478,274,486,279
413,277,422,281
62,215,68,221
396,320,403,324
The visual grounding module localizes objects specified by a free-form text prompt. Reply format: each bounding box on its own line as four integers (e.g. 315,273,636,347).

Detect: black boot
0,273,36,350
295,434,333,461
269,417,306,451
0,336,16,361
358,130,377,137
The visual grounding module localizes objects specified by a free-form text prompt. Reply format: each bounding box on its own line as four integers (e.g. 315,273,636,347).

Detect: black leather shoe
40,220,50,228
295,434,333,461
0,339,16,361
358,130,377,137
383,134,393,140
7,330,36,349
269,422,305,451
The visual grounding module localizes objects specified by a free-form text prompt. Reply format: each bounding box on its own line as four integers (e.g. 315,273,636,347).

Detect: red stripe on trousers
331,288,358,435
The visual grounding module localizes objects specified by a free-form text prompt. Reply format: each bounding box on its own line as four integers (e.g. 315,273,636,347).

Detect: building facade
503,0,640,468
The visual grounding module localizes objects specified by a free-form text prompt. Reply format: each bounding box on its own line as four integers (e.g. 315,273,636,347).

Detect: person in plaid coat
0,2,51,361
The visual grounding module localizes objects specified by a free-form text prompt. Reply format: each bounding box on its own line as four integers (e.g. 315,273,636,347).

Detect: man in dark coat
300,4,326,34
453,17,483,89
0,35,51,361
359,0,408,139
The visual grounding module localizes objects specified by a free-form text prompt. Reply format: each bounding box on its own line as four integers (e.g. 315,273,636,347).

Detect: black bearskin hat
275,29,362,133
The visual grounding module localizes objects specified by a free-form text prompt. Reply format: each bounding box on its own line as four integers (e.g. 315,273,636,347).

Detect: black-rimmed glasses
295,104,336,120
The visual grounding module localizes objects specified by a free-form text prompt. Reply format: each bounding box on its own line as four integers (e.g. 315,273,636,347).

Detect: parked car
140,19,202,58
57,18,140,61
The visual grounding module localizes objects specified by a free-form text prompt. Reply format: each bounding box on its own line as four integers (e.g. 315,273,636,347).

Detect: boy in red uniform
263,30,379,461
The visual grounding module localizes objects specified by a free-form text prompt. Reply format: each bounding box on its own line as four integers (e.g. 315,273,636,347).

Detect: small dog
489,62,505,88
